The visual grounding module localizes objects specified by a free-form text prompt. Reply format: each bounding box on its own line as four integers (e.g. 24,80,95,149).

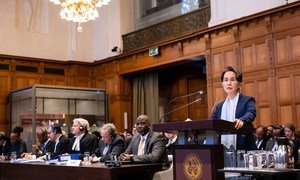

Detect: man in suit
47,124,69,158
69,118,96,160
32,127,54,157
93,123,125,162
265,125,284,151
255,126,269,150
119,115,168,165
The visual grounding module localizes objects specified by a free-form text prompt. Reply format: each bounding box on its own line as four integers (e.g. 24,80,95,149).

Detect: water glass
10,151,17,162
259,151,267,168
224,150,236,169
247,151,255,170
243,153,249,169
83,152,91,165
236,150,246,169
266,151,275,168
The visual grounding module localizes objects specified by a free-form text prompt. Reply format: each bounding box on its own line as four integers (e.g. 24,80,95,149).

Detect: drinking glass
236,150,246,169
259,151,267,168
224,150,236,169
83,152,91,165
247,151,255,170
10,151,17,162
266,151,275,168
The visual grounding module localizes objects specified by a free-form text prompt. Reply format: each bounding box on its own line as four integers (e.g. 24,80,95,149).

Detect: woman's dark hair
221,66,243,82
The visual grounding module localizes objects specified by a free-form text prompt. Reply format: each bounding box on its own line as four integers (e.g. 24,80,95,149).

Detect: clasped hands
118,153,131,161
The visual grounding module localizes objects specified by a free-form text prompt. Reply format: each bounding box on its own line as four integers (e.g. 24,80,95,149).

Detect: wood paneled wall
0,2,300,132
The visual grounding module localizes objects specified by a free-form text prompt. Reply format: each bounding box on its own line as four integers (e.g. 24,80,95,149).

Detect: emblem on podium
183,153,203,180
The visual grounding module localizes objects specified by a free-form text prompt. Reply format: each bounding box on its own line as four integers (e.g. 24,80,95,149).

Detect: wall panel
275,38,289,63
0,75,10,96
183,38,206,56
259,107,271,126
279,105,293,125
277,76,292,102
291,34,300,60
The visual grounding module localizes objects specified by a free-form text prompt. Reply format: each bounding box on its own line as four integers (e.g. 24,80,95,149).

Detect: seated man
69,118,96,160
119,115,168,165
32,127,54,157
255,126,269,150
93,123,125,162
265,125,284,151
47,124,69,158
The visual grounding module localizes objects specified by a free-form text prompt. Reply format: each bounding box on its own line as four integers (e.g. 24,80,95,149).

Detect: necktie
137,137,145,155
102,144,109,155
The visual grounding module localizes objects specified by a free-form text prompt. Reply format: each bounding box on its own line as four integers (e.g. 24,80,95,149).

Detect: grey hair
73,118,90,131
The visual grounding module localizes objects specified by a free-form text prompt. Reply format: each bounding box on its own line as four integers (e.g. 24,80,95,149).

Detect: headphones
52,127,57,134
79,126,85,131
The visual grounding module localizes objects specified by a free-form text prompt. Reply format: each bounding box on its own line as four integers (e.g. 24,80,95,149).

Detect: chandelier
49,0,111,32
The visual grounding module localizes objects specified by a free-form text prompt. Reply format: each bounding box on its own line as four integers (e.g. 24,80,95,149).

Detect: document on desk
11,159,45,164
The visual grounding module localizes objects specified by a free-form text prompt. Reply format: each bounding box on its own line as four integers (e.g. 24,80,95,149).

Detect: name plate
66,160,81,167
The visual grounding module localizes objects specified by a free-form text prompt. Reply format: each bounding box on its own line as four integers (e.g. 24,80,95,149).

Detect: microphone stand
167,90,203,105
159,98,202,123
164,90,203,122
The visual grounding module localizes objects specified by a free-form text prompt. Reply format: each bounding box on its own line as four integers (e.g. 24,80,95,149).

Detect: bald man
119,115,168,165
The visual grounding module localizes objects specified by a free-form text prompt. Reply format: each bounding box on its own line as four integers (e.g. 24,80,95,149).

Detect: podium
153,119,253,180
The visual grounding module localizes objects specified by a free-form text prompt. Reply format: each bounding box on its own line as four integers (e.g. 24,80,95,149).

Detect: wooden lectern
153,119,252,180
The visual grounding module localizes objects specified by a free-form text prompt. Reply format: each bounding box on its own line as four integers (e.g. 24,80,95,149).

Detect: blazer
36,139,54,157
52,135,70,157
211,93,257,150
256,137,269,150
94,134,125,162
125,130,168,164
8,139,27,158
265,139,276,151
69,133,96,159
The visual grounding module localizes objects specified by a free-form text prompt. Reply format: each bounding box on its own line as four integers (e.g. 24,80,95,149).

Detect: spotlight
111,46,118,52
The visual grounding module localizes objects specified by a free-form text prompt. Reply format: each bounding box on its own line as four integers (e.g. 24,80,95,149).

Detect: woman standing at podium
211,66,257,151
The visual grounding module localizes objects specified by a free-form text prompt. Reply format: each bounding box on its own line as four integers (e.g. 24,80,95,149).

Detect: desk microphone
167,90,203,105
210,97,220,119
162,90,204,122
159,98,202,123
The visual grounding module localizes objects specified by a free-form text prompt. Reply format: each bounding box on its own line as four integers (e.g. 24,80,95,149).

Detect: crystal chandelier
49,0,111,32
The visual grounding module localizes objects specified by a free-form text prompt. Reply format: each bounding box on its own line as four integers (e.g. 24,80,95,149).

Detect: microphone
210,97,220,119
159,97,202,123
162,90,204,122
167,90,203,105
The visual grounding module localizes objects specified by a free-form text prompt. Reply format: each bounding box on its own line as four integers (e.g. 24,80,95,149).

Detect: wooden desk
0,161,163,180
218,168,300,180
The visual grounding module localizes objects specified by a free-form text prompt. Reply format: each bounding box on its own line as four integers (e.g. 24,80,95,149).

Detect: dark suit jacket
257,138,269,150
124,130,168,164
36,139,54,157
8,139,27,158
211,93,257,150
69,133,96,159
94,134,125,162
265,139,276,151
52,135,70,157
